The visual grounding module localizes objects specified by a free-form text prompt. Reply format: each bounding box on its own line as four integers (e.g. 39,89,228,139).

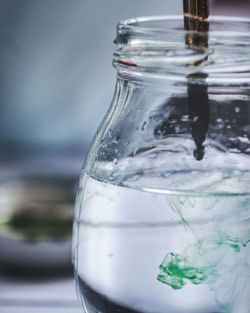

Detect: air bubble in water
181,115,189,122
216,118,224,129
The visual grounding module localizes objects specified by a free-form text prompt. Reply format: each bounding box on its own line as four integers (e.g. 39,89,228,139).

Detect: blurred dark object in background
0,0,182,280
0,174,75,276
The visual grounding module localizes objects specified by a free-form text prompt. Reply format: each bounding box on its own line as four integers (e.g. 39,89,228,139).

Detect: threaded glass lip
114,15,250,84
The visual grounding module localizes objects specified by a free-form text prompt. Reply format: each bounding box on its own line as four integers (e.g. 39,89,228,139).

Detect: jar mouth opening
117,15,250,37
114,15,250,84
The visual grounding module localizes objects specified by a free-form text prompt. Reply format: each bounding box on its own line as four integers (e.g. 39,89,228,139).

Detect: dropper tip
193,146,205,161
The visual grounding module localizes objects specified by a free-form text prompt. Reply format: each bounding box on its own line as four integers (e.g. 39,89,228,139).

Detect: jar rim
117,15,250,37
114,15,250,84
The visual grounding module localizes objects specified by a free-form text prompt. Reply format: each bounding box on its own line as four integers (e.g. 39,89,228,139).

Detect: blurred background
0,1,249,312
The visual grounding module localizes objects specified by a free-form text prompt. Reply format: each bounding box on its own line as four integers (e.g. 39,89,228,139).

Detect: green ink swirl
157,194,250,312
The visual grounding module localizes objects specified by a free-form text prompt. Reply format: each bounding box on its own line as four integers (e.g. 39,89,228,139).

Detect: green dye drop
158,234,248,290
157,252,209,289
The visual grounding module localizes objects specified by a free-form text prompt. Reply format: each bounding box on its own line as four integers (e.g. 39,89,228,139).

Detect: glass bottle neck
114,16,250,86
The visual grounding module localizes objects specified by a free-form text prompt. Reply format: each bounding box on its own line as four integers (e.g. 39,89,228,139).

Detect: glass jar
73,16,250,313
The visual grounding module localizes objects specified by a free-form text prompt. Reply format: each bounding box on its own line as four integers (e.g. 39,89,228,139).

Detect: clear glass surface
73,16,250,313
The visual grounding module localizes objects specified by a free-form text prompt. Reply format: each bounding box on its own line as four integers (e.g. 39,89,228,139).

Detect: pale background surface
0,275,81,313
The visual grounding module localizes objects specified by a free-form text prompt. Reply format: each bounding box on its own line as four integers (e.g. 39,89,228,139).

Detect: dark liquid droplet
188,73,210,161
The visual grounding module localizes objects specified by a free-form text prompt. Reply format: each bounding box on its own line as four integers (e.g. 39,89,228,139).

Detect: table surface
0,274,82,313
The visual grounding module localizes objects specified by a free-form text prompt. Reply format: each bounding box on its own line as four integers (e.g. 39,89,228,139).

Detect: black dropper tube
183,0,210,161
